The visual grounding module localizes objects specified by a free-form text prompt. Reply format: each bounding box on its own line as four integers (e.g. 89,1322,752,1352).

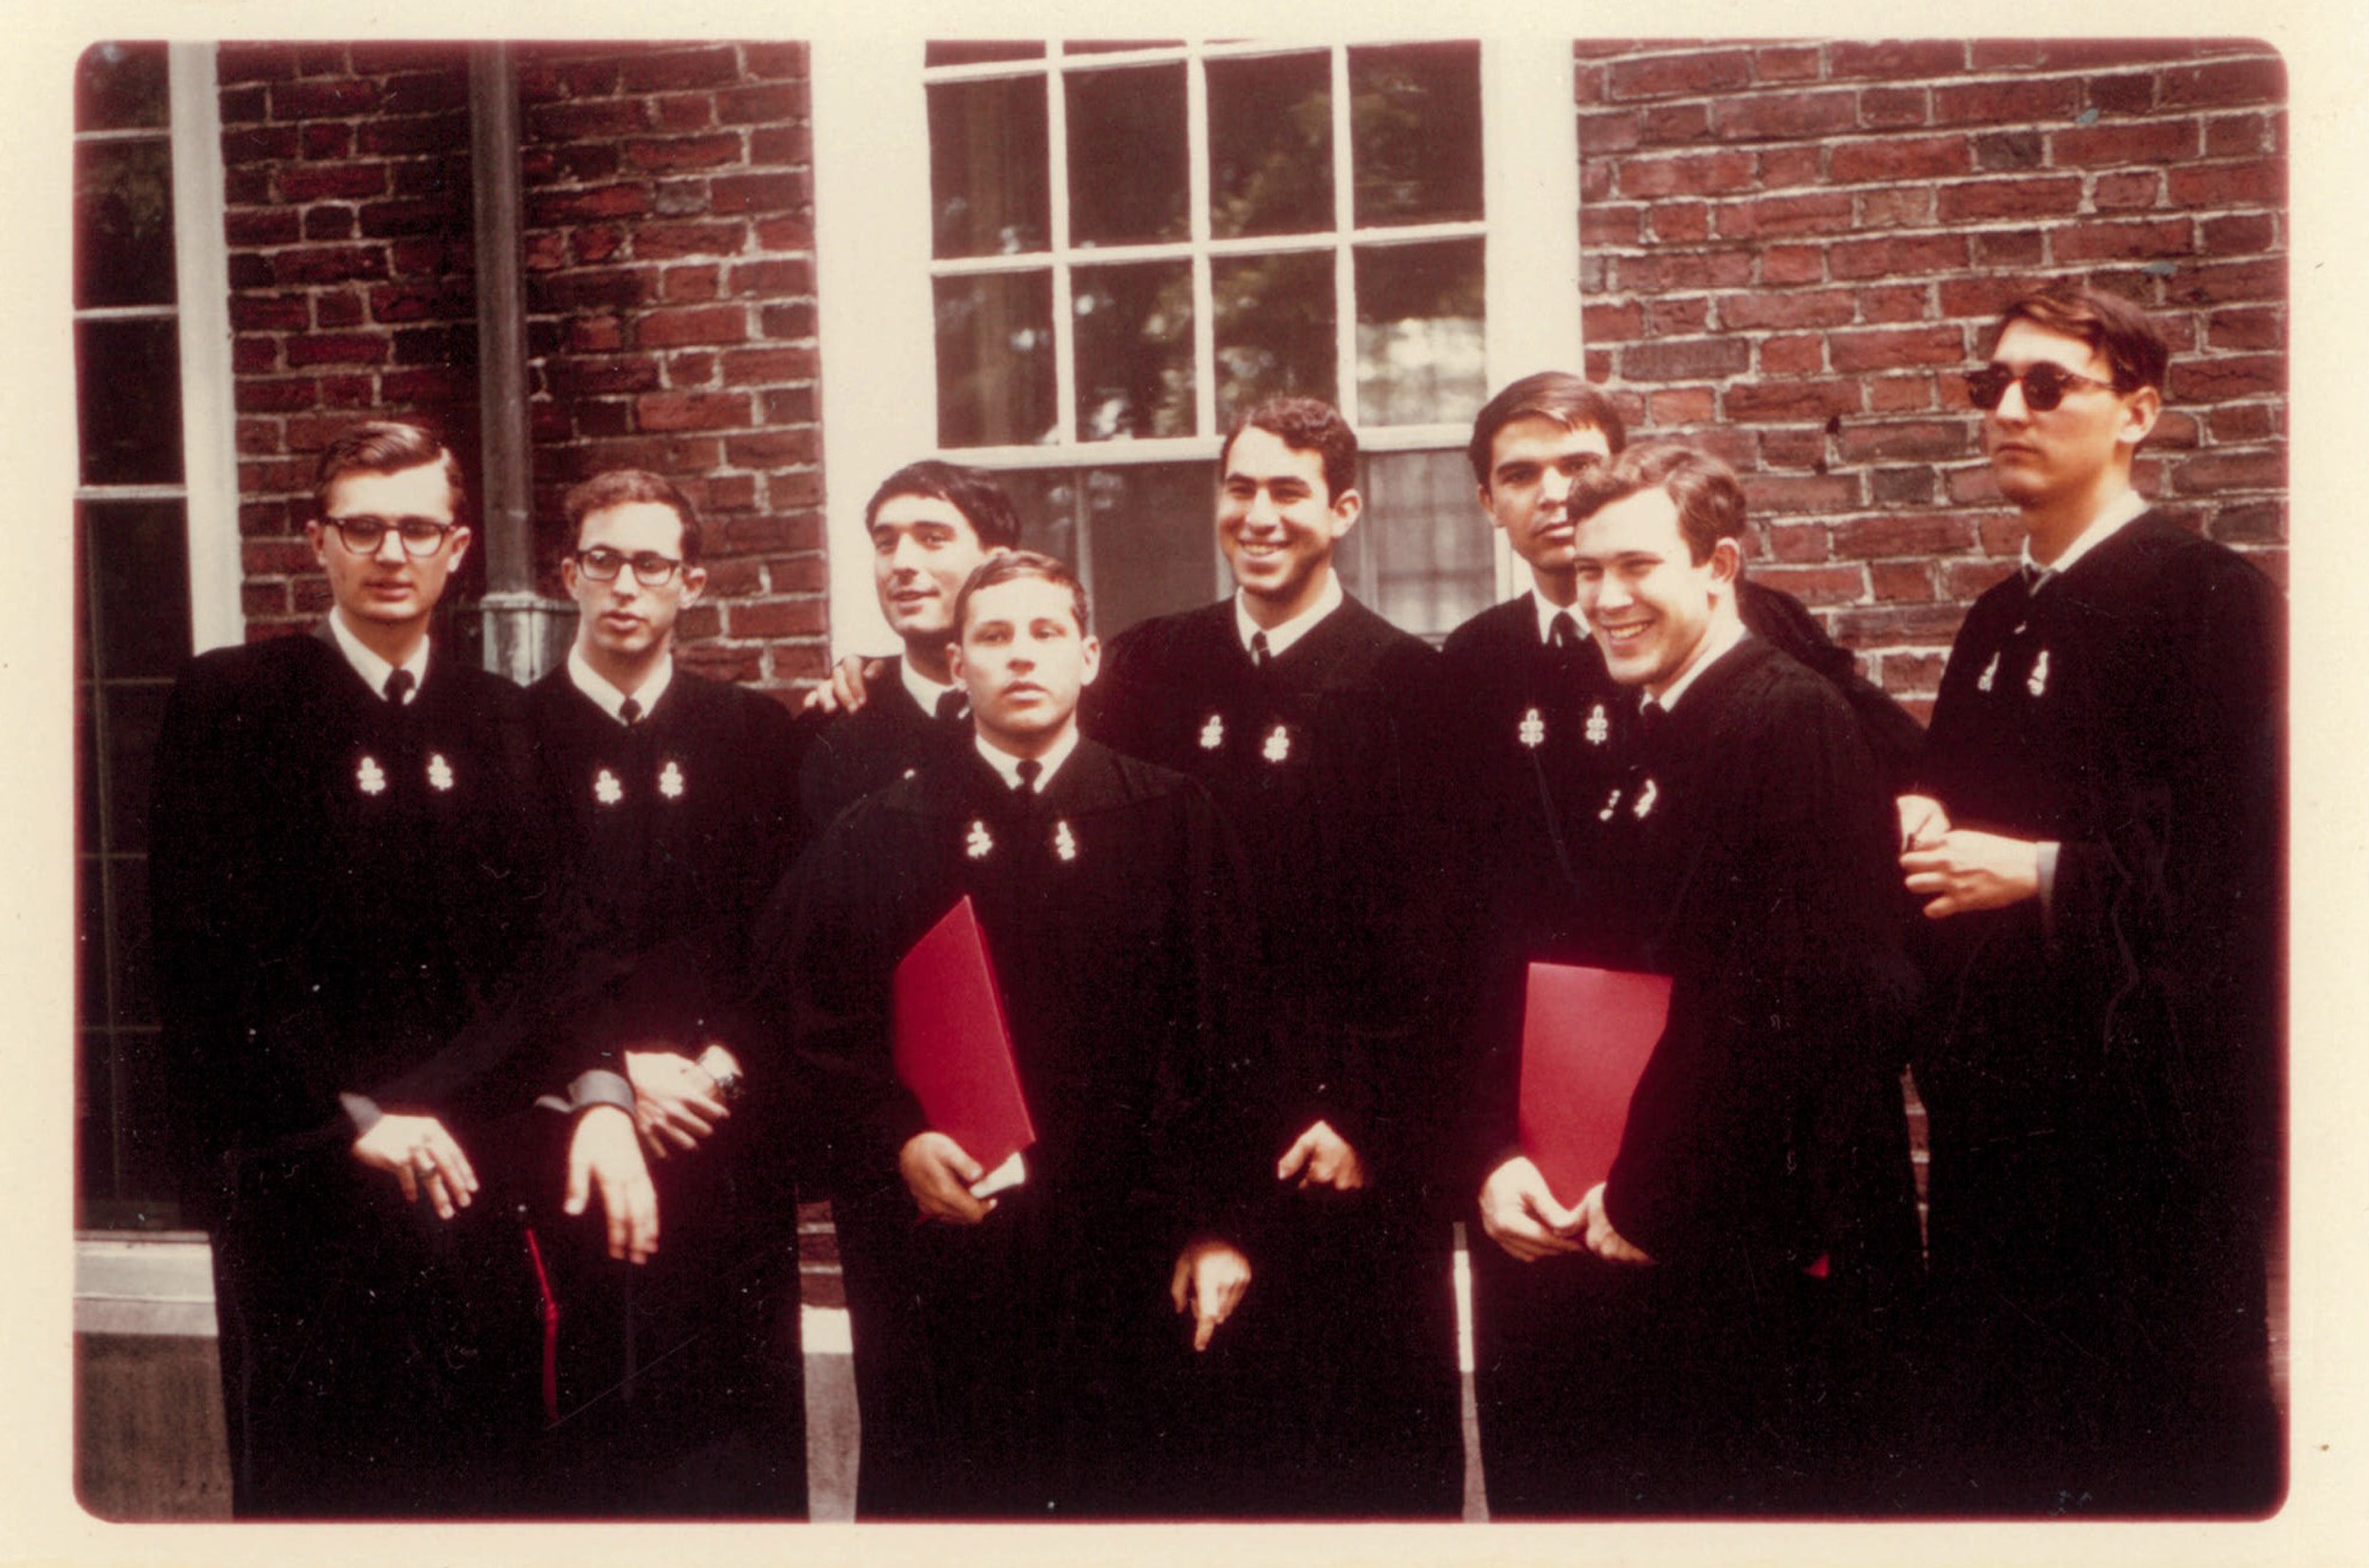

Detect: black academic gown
756,739,1262,1518
1088,594,1463,1518
793,654,973,1517
1909,511,2284,1515
1465,635,1923,1516
521,665,815,1516
149,626,553,1518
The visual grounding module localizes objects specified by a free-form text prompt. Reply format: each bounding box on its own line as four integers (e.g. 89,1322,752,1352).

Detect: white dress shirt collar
567,647,674,724
1528,586,1590,645
975,726,1080,792
2021,487,2149,586
901,657,962,717
1234,570,1345,659
327,608,429,703
1649,615,1749,715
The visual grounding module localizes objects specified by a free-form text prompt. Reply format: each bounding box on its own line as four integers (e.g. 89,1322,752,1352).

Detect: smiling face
306,459,469,641
1571,485,1738,700
1481,415,1616,599
1217,424,1359,626
949,574,1099,758
872,493,992,656
1981,318,2160,536
561,499,704,689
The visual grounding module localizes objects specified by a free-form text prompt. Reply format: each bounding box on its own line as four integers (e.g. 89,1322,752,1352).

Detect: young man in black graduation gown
1898,285,2283,1514
149,422,650,1516
1439,372,1926,1512
793,460,1018,1515
1471,443,1922,1514
1086,397,1462,1518
757,552,1259,1518
522,468,814,1514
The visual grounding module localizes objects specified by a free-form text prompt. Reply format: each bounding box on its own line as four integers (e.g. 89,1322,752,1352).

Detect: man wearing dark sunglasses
523,466,818,1513
151,421,620,1514
1898,285,2283,1512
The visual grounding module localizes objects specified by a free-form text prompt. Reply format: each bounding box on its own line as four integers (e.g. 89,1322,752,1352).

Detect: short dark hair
1571,442,1748,567
1219,396,1359,505
952,550,1091,638
863,460,1022,550
1989,283,2170,395
1467,371,1628,486
313,421,465,519
563,468,703,563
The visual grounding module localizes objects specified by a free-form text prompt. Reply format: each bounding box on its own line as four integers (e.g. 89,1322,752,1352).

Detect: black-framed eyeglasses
573,547,686,586
1962,362,2120,413
323,514,458,557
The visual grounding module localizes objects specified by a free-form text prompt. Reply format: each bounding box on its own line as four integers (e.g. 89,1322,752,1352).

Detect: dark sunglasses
1962,362,2120,413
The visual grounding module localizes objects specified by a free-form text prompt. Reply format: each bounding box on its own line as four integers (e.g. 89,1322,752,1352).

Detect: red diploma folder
892,895,1038,1174
1518,964,1673,1209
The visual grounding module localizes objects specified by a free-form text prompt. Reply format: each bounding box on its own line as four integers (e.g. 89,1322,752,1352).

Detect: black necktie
1634,699,1669,758
1250,631,1272,668
936,690,968,727
1549,611,1580,650
619,696,642,728
1015,758,1041,797
384,668,415,705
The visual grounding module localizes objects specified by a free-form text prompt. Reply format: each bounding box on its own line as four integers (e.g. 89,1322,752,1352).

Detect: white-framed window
813,36,1580,646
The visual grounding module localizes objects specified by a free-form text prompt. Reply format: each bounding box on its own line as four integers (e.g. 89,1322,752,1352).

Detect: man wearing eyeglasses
151,421,646,1515
521,468,817,1513
1899,285,2283,1512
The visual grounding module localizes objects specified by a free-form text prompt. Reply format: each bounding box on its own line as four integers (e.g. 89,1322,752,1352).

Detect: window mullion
1045,63,1079,446
1328,45,1358,426
1186,43,1216,440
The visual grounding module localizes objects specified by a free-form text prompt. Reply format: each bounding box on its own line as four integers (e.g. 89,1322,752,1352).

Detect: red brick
1859,284,1930,324
624,133,746,174
2166,158,2284,207
2092,171,2163,210
1621,335,1749,383
1932,78,2083,127
633,390,751,432
1582,205,1642,245
1766,522,1832,563
757,303,821,341
277,162,389,202
712,172,809,215
389,323,474,366
1837,420,1972,464
1758,245,1825,286
1953,471,2011,510
270,79,382,120
1756,427,1827,468
1827,134,1969,185
356,113,469,156
1830,233,1965,280
1825,39,1963,80
727,598,828,639
218,45,298,85
222,125,301,165
620,45,743,94
1937,176,2083,223
1833,603,1973,649
664,351,719,386
654,92,720,133
1831,326,1966,373
2055,218,2193,263
244,537,321,576
1829,514,1980,561
1643,296,1710,335
715,346,815,386
728,258,814,297
1857,187,1934,229
1718,290,1854,332
390,158,467,200
2165,257,2285,305
715,82,805,126
718,509,823,553
1715,190,1854,240
1709,89,1856,141
2160,56,2287,111
634,306,747,349
679,645,765,684
306,291,361,330
2035,41,2197,69
1869,373,1939,413
1942,560,2017,600
1750,45,1821,83
529,184,657,225
2169,448,2284,492
1577,110,1640,155
1759,335,1824,375
1744,475,1858,515
2086,74,2158,117
368,280,473,323
1879,653,1949,695
1870,466,1936,506
1645,387,1717,426
2202,213,2277,254
1614,149,1756,197
1757,145,1823,188
1618,249,1755,293
2209,501,2286,547
629,221,742,261
275,245,391,286
1637,100,1712,146
1756,565,1865,604
2207,402,2280,442
743,42,809,81
318,374,376,408
358,197,462,238
541,267,657,313
2205,113,2270,157
569,316,626,353
2051,118,2197,168
1604,49,1753,101
661,266,724,304
379,70,470,118
294,45,350,75
1583,300,1645,342
1864,560,1933,602
225,206,302,246
230,295,311,334
1858,87,1930,131
389,236,468,277
1723,381,1861,423
300,204,355,241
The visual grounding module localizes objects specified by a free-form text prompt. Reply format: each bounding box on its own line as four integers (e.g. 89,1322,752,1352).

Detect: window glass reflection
1075,261,1195,441
1213,250,1336,428
76,42,169,133
1207,52,1332,240
929,76,1051,259
77,318,184,485
1337,448,1495,640
85,500,193,679
1348,43,1483,227
1066,64,1190,247
1080,462,1220,635
1355,239,1486,426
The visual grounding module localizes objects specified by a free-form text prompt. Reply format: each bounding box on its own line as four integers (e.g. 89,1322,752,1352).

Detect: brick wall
216,42,827,696
1575,39,2288,713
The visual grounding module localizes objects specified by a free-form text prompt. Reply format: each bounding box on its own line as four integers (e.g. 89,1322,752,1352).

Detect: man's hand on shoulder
800,655,884,717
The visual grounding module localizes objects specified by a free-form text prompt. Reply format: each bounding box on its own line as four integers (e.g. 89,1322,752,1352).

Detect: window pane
998,468,1081,568
1348,43,1483,227
1074,261,1194,441
76,680,100,855
1207,52,1332,240
102,683,172,857
85,499,193,679
929,75,1051,259
109,856,158,1028
1355,239,1486,426
76,136,178,309
80,849,109,1024
1066,64,1189,247
1212,251,1336,426
926,42,1046,66
934,272,1057,447
77,317,185,485
1338,448,1494,640
1080,462,1218,637
76,41,169,133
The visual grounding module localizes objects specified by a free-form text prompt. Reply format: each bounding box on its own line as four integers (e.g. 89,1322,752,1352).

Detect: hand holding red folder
1517,963,1673,1211
893,897,1039,1202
